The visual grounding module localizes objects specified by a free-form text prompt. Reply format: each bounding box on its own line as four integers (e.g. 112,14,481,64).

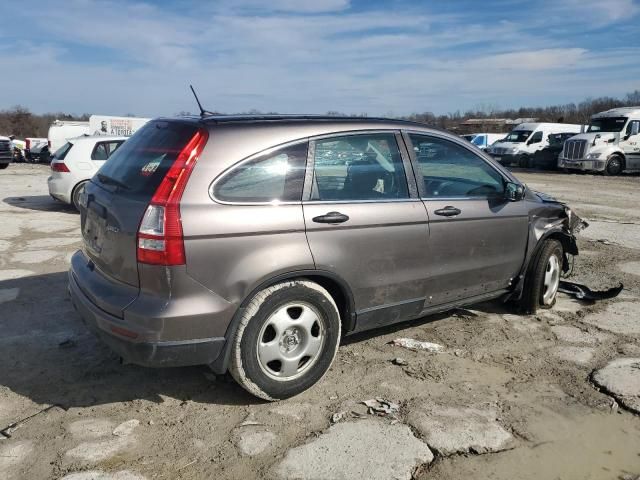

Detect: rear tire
72,181,87,211
518,239,563,314
0,163,8,170
229,280,341,401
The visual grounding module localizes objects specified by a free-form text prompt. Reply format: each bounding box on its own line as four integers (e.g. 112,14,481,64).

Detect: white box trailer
48,115,150,155
89,115,150,137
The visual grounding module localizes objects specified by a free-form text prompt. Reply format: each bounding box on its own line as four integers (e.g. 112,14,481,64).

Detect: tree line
1,90,638,138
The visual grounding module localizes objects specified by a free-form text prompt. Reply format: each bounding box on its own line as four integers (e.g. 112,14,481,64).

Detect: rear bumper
558,158,604,171
68,265,225,367
47,175,72,204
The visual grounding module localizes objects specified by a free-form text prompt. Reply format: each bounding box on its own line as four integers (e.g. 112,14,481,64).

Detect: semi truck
558,107,640,175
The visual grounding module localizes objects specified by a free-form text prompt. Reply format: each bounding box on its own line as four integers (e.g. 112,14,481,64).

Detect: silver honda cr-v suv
69,115,582,400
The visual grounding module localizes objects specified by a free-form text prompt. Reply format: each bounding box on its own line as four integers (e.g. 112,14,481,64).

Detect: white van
558,107,640,175
48,120,90,154
487,123,584,167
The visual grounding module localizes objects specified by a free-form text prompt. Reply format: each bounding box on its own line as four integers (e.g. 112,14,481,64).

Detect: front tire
519,239,563,314
229,280,341,401
0,163,8,170
604,155,624,176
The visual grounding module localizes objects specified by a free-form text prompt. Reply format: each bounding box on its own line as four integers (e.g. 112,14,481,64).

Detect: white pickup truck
558,107,640,175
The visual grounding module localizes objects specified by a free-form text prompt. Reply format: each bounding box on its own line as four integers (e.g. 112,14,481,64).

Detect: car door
621,120,640,169
303,131,431,332
404,132,529,307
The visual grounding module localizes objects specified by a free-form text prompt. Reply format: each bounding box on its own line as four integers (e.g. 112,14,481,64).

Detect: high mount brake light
136,129,209,266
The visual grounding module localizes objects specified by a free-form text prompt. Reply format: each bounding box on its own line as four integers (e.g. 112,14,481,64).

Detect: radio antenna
189,85,213,117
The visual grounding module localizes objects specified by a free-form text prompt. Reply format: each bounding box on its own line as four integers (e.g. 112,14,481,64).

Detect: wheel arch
71,179,89,206
209,269,356,374
507,228,574,302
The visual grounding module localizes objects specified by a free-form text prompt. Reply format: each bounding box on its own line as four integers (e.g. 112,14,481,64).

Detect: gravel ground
1,164,639,480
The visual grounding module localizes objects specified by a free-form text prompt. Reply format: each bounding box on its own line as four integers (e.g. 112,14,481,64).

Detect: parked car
531,132,579,170
469,133,505,151
25,137,49,163
48,135,126,210
558,106,640,175
487,123,585,167
0,135,12,169
69,115,582,401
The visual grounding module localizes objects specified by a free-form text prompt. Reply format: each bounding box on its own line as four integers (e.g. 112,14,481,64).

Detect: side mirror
505,182,525,202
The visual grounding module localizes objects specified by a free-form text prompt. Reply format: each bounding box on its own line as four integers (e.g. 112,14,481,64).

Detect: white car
48,135,126,210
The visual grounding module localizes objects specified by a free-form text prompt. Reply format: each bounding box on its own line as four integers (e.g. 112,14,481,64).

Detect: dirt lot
1,164,639,480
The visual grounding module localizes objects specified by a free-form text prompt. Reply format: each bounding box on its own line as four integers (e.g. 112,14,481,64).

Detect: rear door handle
312,211,350,224
434,206,461,217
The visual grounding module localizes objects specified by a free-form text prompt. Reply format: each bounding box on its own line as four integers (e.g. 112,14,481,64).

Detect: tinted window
91,141,122,161
214,142,308,203
53,142,73,160
95,121,199,196
529,131,543,143
626,120,640,136
311,133,409,201
503,130,531,142
409,134,505,198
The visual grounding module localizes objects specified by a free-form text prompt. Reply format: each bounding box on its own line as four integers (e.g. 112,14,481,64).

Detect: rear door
303,131,430,331
404,132,528,307
81,121,201,289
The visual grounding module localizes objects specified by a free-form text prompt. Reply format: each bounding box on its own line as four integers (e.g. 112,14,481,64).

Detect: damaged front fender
507,190,588,301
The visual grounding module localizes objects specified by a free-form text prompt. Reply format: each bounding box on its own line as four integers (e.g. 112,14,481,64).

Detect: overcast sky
2,0,639,117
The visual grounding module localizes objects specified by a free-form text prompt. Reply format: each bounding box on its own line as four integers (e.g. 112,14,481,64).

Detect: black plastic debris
558,281,623,301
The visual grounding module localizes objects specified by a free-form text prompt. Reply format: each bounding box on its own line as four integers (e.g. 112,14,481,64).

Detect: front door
621,120,640,169
405,132,529,308
303,131,430,331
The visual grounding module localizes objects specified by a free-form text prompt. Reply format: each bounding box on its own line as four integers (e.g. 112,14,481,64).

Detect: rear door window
91,141,124,161
213,142,308,203
53,142,73,160
95,121,199,196
408,134,505,198
311,133,409,201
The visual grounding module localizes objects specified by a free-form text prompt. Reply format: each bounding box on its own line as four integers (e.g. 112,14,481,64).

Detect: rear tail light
26,139,31,149
51,162,70,172
136,129,208,266
48,140,51,149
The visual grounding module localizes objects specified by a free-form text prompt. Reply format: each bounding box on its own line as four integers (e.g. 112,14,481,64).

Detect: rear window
95,121,199,196
53,142,73,160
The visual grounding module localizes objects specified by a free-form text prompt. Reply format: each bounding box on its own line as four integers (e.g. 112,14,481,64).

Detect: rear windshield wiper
97,173,129,190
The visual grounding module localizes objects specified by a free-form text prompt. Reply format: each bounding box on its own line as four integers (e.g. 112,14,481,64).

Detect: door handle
312,211,350,224
434,206,461,217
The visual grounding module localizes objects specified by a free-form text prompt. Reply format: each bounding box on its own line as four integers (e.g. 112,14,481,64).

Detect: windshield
503,130,532,143
95,121,199,196
587,117,627,133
